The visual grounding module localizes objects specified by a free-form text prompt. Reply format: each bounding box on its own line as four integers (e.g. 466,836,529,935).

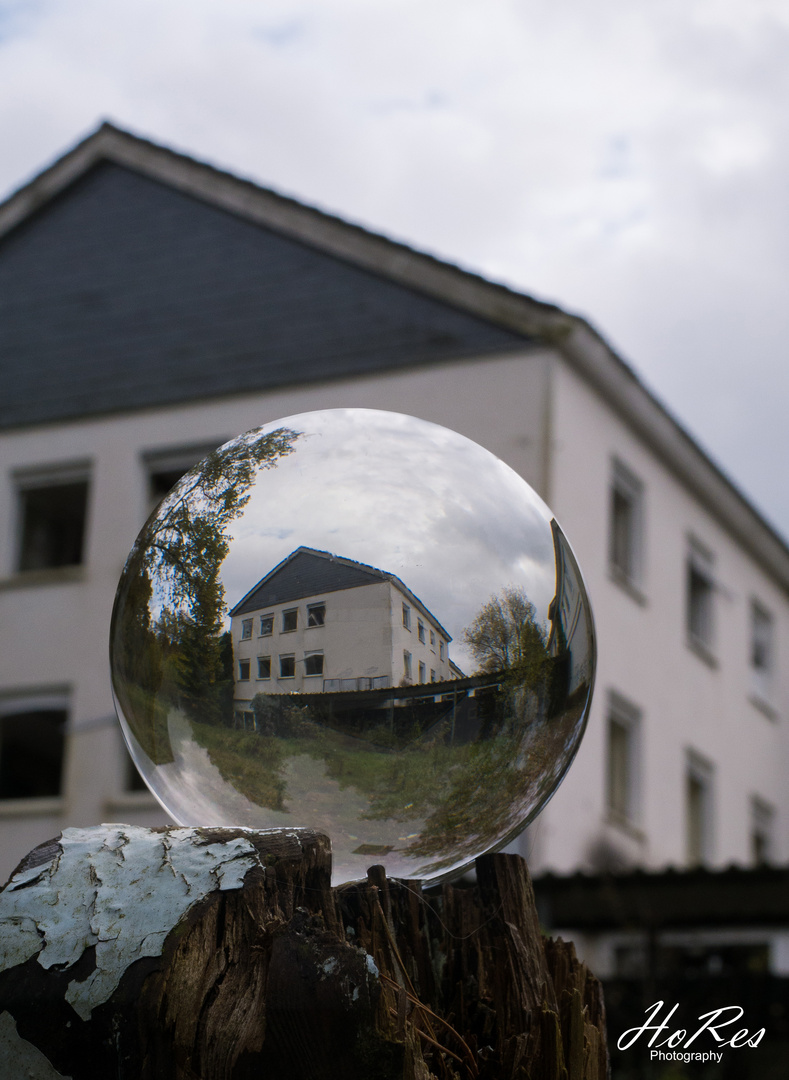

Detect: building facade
0,124,787,882
229,546,456,708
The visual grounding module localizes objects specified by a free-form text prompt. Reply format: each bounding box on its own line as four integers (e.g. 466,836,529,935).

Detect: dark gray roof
230,547,386,613
0,149,529,431
229,547,451,639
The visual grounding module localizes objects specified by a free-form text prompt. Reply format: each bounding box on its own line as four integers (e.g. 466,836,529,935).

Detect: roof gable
2,124,789,589
229,546,452,640
0,155,528,431
229,548,388,614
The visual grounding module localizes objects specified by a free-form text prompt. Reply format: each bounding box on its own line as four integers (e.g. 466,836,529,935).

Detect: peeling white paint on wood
0,825,259,1021
0,1011,70,1079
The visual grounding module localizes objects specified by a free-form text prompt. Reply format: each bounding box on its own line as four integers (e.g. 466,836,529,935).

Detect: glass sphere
110,409,595,885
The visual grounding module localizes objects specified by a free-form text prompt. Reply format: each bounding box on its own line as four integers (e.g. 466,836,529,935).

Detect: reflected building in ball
229,547,458,711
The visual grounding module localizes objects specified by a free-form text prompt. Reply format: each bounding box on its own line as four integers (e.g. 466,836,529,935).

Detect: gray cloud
2,1,788,535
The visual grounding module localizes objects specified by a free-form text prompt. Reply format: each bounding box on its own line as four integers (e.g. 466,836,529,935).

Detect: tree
462,586,548,685
111,426,299,751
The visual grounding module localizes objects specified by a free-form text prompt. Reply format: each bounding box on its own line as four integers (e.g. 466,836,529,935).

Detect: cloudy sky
220,410,559,673
2,1,788,535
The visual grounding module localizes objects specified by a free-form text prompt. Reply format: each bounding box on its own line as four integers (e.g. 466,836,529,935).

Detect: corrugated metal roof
0,159,529,431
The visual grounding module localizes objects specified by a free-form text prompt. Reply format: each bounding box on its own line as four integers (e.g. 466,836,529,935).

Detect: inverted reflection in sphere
110,409,595,885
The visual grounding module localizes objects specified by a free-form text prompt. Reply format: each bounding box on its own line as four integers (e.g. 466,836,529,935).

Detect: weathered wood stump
0,825,608,1079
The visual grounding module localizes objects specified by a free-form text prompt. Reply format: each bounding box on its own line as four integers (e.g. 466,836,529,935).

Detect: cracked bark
0,825,608,1079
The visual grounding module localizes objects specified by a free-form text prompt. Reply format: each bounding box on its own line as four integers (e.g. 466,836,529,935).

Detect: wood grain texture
0,826,608,1079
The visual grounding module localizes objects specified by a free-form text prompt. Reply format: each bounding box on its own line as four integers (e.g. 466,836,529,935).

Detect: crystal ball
110,409,595,884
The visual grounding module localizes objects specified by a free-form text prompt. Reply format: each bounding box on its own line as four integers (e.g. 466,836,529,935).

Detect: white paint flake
0,825,259,1021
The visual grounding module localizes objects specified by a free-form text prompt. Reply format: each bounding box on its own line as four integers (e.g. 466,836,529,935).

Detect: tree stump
0,825,608,1079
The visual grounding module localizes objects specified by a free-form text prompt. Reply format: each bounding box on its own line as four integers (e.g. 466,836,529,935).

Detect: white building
0,123,787,881
229,546,456,708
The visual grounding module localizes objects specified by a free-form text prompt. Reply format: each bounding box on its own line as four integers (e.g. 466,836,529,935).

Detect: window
686,751,714,866
687,541,715,655
279,654,295,678
241,619,253,640
430,669,437,683
418,620,426,644
259,615,274,637
143,442,224,516
439,641,445,661
238,659,250,681
304,652,324,676
403,651,412,680
751,797,774,865
282,609,298,633
0,697,67,799
402,603,411,630
609,460,644,588
430,630,436,650
308,603,326,627
257,656,271,680
15,466,90,572
606,693,641,826
750,602,773,703
418,661,426,683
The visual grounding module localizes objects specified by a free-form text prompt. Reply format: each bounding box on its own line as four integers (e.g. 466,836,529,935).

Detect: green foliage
111,427,299,759
462,586,549,682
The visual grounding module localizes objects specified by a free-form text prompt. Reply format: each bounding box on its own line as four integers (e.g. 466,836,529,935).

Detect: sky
2,0,788,536
209,409,559,674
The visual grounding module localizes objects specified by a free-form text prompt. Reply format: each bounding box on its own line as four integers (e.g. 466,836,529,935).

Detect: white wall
2,342,786,883
524,359,788,875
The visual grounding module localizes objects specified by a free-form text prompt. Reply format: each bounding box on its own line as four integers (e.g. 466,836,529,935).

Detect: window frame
608,459,645,594
605,691,641,829
0,690,69,803
238,658,251,681
282,608,298,633
256,656,271,680
750,795,774,865
686,749,715,866
142,441,226,517
686,539,717,661
304,651,324,677
402,603,411,631
279,654,296,679
240,618,253,640
307,603,326,628
750,600,774,706
259,614,274,637
13,462,92,575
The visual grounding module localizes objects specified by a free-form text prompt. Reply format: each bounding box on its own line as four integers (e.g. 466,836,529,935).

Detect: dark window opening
18,482,89,571
282,609,298,633
238,659,250,681
0,710,66,799
308,604,326,627
148,467,188,509
280,655,296,678
305,653,324,676
125,751,147,792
